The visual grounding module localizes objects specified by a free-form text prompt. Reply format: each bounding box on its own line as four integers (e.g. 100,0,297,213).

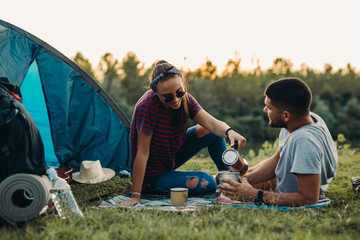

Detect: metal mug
222,141,248,175
218,171,240,186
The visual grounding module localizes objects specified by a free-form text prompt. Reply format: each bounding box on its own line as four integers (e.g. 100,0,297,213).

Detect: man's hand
121,197,141,206
218,177,258,202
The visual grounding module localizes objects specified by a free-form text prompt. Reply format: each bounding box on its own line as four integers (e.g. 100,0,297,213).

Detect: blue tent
0,19,130,172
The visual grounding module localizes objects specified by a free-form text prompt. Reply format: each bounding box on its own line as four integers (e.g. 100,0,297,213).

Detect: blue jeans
143,125,227,196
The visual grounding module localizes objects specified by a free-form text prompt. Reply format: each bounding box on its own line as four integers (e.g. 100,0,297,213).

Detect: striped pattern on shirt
130,90,202,187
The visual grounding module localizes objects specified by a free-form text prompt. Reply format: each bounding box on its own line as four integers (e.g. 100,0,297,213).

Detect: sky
2,0,360,72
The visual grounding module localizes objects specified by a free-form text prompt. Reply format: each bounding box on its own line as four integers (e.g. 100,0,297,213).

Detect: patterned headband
150,66,183,91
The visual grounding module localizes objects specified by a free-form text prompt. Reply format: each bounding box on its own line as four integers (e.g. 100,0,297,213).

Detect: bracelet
131,192,141,196
225,127,236,139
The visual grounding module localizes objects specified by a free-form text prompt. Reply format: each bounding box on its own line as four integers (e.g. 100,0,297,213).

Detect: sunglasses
160,90,186,103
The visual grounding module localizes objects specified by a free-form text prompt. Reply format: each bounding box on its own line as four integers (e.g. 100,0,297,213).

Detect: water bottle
47,167,84,219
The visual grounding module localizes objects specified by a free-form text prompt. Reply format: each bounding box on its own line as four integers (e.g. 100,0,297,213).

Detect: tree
197,58,218,80
188,78,221,119
120,52,147,106
71,51,95,80
97,52,121,94
222,52,241,77
268,57,293,76
312,96,336,134
337,97,360,139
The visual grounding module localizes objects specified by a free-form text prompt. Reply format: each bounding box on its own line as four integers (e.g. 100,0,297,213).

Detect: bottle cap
46,167,58,181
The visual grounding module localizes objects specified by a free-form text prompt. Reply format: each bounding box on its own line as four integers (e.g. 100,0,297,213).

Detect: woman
124,60,246,206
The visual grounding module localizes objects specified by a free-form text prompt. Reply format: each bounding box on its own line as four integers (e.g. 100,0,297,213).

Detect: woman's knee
186,172,217,190
196,124,210,137
196,125,225,144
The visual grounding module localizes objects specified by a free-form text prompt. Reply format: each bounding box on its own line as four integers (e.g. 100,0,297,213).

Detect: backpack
0,77,47,182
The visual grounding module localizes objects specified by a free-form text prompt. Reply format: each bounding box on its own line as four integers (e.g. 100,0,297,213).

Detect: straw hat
72,160,115,184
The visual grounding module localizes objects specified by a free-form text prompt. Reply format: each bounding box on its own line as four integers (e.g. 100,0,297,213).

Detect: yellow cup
170,188,188,206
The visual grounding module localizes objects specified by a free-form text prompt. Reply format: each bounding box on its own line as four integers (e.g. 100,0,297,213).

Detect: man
218,78,338,206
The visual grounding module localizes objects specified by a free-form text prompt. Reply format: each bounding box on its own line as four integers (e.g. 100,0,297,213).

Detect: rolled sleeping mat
0,173,51,223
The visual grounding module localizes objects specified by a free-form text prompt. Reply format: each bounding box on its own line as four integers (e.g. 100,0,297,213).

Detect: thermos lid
222,148,239,165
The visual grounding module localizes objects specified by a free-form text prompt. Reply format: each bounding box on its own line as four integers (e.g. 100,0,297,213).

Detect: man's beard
269,117,287,128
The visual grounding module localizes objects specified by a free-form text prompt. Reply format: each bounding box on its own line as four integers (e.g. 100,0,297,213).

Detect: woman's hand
121,197,141,206
227,130,247,150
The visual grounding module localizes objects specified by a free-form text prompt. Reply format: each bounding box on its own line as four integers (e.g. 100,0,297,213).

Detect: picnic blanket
94,193,331,212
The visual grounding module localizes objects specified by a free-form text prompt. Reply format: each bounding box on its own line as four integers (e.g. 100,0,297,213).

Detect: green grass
1,153,359,240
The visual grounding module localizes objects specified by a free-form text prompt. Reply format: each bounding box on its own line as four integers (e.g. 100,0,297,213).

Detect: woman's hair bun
156,60,169,66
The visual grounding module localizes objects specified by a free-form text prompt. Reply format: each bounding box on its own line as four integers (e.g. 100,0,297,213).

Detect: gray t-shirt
275,112,338,197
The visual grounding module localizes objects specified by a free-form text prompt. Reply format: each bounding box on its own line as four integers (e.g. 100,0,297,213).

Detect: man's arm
262,173,321,206
219,173,321,206
245,149,280,185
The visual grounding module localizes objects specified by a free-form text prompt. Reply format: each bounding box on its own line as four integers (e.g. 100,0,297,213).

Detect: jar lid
222,148,239,165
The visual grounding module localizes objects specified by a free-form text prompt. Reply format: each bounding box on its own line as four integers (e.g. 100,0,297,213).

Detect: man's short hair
264,78,312,117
